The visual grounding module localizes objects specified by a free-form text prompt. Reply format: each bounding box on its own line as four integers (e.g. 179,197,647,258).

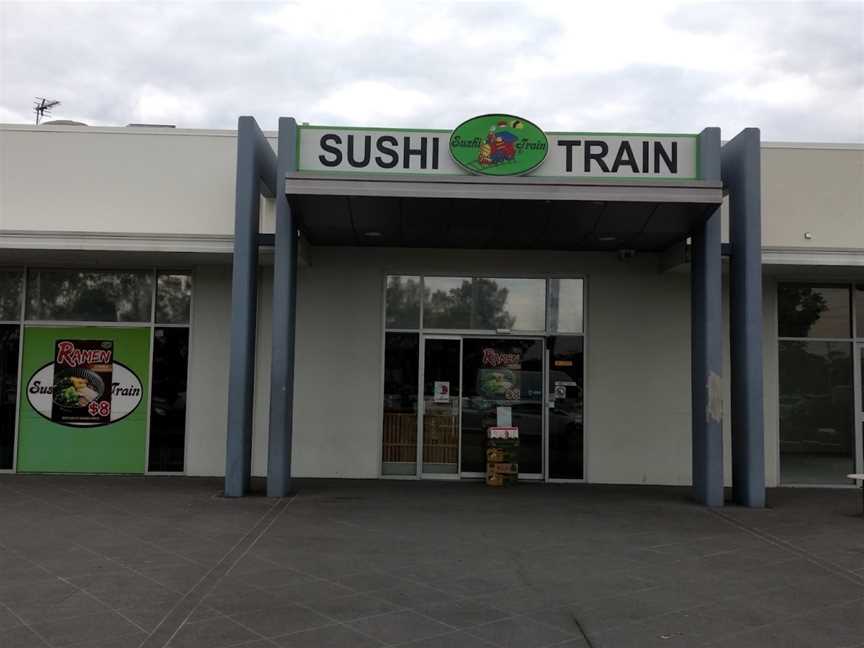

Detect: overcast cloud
1,0,862,141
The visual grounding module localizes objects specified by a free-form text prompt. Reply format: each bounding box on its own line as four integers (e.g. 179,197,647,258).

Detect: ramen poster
18,326,150,474
50,339,114,426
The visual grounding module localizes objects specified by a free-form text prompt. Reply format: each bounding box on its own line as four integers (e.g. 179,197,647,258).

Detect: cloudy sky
1,0,862,141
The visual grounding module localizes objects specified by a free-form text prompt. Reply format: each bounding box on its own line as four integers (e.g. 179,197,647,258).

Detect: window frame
0,267,193,475
776,281,862,485
380,272,588,483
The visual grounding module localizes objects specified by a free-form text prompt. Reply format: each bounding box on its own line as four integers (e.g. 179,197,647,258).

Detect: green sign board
448,114,548,176
17,326,150,473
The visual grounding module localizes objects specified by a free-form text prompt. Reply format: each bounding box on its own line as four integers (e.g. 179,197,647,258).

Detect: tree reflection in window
0,271,23,321
777,284,850,338
385,276,421,329
423,278,516,330
156,273,192,324
27,270,153,322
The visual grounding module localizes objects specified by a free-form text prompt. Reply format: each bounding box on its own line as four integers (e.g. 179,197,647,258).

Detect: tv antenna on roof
34,97,61,125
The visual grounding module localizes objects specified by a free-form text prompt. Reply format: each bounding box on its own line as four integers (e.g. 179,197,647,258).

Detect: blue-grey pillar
225,117,276,497
722,129,765,508
691,127,724,507
267,117,299,497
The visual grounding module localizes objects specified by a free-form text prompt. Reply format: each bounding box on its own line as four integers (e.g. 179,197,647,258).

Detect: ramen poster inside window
50,339,114,426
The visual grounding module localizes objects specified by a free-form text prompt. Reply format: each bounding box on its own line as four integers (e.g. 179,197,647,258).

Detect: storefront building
1,118,862,508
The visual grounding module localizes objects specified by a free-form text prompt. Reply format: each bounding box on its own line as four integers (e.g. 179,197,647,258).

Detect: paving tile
466,616,576,648
417,598,512,629
335,570,411,593
347,609,453,645
228,603,332,637
0,603,24,630
372,583,461,609
277,578,359,602
303,592,401,621
394,629,499,647
0,625,49,648
64,629,148,647
70,571,181,610
274,623,384,647
7,589,110,625
203,586,284,615
29,610,142,647
165,616,258,648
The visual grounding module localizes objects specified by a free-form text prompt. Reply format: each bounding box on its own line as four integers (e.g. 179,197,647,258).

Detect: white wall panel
185,265,232,476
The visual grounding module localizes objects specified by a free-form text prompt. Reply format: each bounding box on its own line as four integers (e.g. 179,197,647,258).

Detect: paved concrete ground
1,477,863,648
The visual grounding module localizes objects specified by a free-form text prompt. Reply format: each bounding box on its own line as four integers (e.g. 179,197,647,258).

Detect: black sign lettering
318,134,342,167
584,140,610,173
403,136,428,169
431,137,439,169
375,136,399,169
557,139,582,173
654,141,677,174
347,134,371,168
611,141,638,173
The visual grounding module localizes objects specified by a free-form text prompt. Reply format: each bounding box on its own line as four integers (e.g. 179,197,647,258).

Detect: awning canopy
286,172,723,251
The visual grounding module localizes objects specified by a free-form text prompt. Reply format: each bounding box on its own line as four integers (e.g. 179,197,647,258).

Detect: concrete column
225,117,275,497
691,127,724,507
723,129,765,508
267,117,299,497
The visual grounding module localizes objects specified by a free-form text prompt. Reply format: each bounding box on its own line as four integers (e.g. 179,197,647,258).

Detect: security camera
617,249,636,261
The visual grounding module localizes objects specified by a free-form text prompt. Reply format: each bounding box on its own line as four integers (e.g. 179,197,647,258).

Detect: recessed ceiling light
598,235,616,242
364,231,382,237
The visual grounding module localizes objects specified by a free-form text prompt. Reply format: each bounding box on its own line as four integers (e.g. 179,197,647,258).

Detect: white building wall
254,246,696,485
185,265,232,476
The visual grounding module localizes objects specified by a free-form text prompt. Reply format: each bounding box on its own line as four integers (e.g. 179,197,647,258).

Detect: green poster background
17,326,150,473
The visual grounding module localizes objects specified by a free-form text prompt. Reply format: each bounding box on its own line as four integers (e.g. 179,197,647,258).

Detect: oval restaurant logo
449,114,548,176
27,361,143,428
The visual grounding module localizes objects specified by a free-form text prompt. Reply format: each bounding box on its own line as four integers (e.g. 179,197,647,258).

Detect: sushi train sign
26,339,144,428
297,117,699,179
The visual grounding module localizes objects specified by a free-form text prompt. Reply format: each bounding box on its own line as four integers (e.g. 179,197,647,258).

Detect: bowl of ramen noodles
52,369,105,409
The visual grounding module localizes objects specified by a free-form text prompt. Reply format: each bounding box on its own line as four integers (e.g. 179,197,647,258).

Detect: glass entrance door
420,337,461,477
460,338,544,478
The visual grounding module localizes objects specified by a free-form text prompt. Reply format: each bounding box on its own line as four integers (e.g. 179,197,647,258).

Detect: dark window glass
424,277,544,331
382,332,419,475
855,286,864,338
460,338,543,474
475,278,545,331
777,284,851,338
548,336,584,479
0,325,20,469
385,276,421,329
27,270,153,322
148,328,189,472
0,271,23,321
779,340,854,484
156,273,192,324
423,277,472,329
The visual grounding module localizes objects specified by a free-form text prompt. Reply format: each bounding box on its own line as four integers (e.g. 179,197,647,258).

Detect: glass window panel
777,284,851,338
382,332,419,475
0,271,23,321
549,279,584,334
156,273,192,324
148,328,189,472
779,340,854,484
27,269,153,322
0,324,20,469
548,336,584,479
460,338,544,474
474,278,545,331
385,275,421,329
856,286,864,338
423,277,472,329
